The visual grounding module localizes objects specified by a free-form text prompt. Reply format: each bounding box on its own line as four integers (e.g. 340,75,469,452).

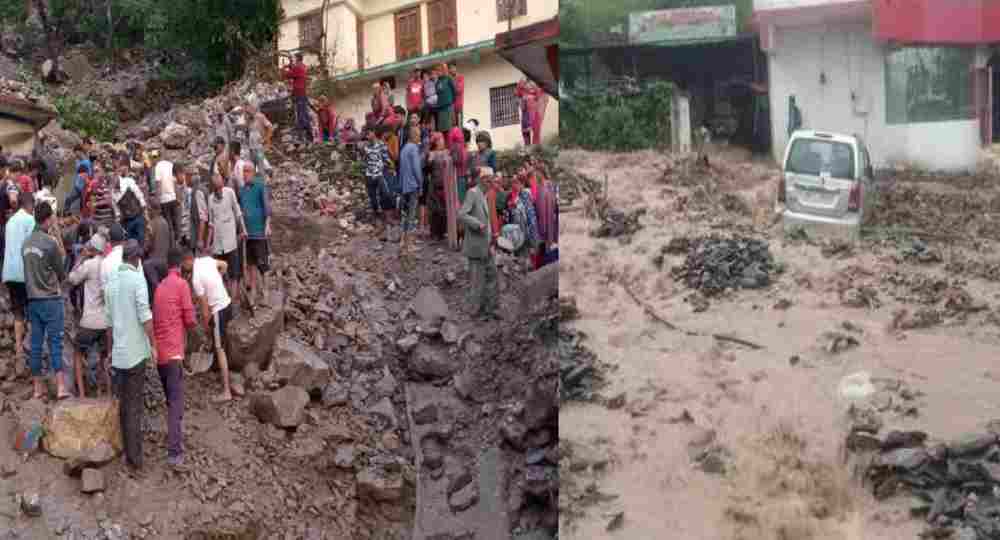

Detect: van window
787,138,855,180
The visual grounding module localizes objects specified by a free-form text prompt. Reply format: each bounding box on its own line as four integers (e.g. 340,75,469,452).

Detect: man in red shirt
152,247,196,469
282,52,312,142
449,62,465,128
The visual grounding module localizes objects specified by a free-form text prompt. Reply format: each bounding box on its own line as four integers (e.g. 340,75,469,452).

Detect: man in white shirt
183,251,238,402
155,159,179,239
67,234,109,397
228,141,249,192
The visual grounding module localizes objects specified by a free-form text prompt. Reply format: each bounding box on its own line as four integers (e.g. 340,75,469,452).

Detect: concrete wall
334,52,558,151
767,21,980,171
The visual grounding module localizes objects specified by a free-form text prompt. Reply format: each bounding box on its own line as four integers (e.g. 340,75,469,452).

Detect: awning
496,17,559,98
0,95,57,130
562,33,755,55
332,39,495,84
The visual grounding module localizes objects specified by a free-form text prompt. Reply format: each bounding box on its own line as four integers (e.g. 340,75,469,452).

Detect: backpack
118,179,143,220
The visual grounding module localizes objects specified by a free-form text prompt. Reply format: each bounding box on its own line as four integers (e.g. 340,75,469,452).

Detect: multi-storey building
278,0,558,150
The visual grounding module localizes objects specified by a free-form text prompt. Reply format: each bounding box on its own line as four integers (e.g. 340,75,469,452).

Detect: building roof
332,39,495,84
0,94,58,130
495,16,559,98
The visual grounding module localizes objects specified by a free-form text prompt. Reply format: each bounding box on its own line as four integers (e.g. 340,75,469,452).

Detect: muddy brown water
558,149,1000,540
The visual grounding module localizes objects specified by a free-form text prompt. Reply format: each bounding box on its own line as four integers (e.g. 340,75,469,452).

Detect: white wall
767,21,980,171
334,52,558,151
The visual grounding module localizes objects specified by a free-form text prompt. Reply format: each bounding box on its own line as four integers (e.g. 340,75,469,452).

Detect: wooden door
395,7,422,61
428,0,457,53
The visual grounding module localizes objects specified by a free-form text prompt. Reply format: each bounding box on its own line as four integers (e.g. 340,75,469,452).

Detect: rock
356,467,403,502
412,403,438,425
440,321,460,344
81,469,104,494
396,334,419,353
12,399,46,453
411,286,449,325
374,368,398,398
453,367,477,401
519,262,560,313
408,344,456,379
41,59,54,80
501,420,527,450
882,430,928,451
250,387,310,428
877,447,929,470
523,378,558,430
367,397,398,429
188,352,213,375
334,445,356,469
449,480,479,512
272,337,331,394
228,288,285,370
321,382,349,407
20,493,41,517
160,122,193,150
43,400,123,461
949,433,997,457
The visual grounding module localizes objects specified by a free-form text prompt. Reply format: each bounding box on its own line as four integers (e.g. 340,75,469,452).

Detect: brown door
357,14,365,69
395,7,422,61
428,0,457,53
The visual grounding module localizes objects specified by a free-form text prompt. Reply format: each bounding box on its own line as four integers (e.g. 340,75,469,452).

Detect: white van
780,130,875,240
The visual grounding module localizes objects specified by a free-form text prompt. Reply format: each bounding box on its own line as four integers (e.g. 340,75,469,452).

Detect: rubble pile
871,184,1000,239
591,207,645,239
669,236,778,296
0,77,55,111
856,426,1000,539
269,143,367,217
946,256,1000,283
559,327,608,402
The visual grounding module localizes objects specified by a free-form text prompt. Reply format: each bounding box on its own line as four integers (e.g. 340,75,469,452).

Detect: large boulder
250,386,309,428
411,286,449,326
272,337,331,394
159,122,193,150
228,286,285,371
356,466,403,502
407,344,456,380
42,400,122,462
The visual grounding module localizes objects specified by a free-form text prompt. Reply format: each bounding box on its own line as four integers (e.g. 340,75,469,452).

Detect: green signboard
628,5,737,45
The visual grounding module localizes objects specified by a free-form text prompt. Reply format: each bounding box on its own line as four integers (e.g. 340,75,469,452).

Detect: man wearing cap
101,223,142,288
67,233,109,397
282,52,312,142
103,238,156,478
3,192,35,363
458,167,499,321
22,201,70,400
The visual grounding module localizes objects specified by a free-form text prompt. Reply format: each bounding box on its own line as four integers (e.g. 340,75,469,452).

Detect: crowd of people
0,52,557,477
0,129,273,478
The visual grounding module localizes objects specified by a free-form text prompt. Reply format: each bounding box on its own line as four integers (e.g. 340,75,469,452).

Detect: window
490,84,520,128
885,47,974,124
395,7,422,61
299,13,323,51
428,0,458,53
786,138,855,179
497,0,527,22
357,15,365,69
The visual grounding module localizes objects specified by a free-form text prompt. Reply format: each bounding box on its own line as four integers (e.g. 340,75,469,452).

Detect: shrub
560,80,673,151
52,94,119,141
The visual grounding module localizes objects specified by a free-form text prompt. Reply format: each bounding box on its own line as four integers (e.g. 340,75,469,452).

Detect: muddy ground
558,148,1000,540
0,199,556,539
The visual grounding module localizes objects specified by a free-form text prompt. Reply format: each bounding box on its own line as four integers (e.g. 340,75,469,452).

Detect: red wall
874,0,1000,43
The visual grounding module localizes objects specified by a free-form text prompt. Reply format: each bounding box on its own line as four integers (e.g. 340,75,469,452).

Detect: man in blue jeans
21,201,69,400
